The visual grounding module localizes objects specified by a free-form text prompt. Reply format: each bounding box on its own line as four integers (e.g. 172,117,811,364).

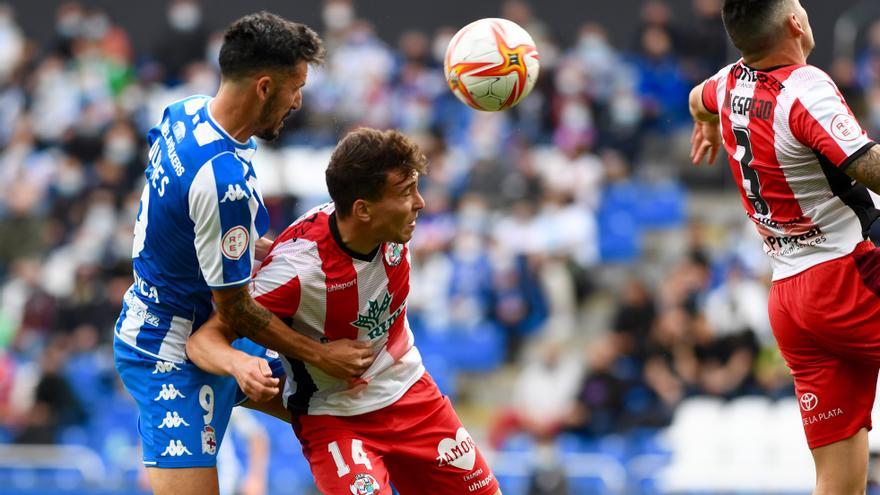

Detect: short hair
722,0,790,56
219,11,324,79
326,128,429,218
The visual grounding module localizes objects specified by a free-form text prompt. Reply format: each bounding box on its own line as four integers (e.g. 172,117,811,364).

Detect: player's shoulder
271,203,335,246
782,64,838,95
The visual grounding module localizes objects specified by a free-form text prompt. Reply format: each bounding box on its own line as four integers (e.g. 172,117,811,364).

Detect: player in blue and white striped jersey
113,12,373,495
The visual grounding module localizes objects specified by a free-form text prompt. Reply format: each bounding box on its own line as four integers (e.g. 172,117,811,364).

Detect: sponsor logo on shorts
436,427,477,471
154,384,186,401
160,439,192,457
349,473,380,494
800,392,818,412
152,361,181,374
201,425,217,455
158,411,189,429
467,473,495,492
803,407,844,426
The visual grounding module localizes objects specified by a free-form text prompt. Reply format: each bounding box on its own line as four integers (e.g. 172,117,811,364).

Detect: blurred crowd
0,0,879,490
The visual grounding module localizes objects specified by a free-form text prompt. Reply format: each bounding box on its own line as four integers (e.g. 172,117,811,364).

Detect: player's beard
255,91,284,141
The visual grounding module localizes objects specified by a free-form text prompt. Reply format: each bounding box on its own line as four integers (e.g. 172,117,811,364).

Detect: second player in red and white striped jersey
702,60,878,280
249,202,423,416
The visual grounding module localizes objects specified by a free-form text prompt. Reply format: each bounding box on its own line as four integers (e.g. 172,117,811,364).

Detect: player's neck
334,214,381,258
742,42,806,70
209,86,256,142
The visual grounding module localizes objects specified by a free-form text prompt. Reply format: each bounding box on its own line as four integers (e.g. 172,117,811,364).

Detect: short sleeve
189,153,255,289
702,78,720,114
701,63,733,115
251,248,302,319
790,77,875,169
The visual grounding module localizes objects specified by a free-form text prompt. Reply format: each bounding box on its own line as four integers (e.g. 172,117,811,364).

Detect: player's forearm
844,144,880,195
215,287,323,365
689,83,718,123
186,320,245,376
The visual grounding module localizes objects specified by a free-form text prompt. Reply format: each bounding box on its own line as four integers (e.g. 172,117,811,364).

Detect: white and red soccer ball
444,17,540,112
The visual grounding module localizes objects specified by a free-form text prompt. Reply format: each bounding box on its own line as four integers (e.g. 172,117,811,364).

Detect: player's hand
254,236,273,262
690,119,721,165
231,355,280,402
316,339,374,380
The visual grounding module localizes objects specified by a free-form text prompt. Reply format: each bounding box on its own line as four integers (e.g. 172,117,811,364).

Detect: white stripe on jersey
156,316,194,363
189,162,226,287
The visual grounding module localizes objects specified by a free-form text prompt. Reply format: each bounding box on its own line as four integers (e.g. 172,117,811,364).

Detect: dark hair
722,0,788,56
219,11,324,79
326,128,429,218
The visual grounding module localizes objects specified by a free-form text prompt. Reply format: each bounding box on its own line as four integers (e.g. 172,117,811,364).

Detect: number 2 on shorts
328,439,373,477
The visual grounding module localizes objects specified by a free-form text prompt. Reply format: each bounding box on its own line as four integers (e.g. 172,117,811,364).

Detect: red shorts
769,241,880,449
292,372,499,495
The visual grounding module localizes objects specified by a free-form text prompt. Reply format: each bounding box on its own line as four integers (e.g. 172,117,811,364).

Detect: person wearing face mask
153,0,208,86
113,13,373,495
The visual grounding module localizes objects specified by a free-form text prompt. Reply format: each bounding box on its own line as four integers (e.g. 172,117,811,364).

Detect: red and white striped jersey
250,203,424,416
702,60,878,280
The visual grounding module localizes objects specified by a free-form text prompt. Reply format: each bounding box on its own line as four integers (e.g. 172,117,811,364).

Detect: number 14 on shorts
329,439,373,477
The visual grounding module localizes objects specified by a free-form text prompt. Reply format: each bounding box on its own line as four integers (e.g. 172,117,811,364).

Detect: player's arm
689,81,722,165
188,157,373,380
843,144,880,195
185,316,280,402
211,286,373,379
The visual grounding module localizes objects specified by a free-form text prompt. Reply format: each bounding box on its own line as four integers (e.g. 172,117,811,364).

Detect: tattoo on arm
845,144,880,195
218,288,272,340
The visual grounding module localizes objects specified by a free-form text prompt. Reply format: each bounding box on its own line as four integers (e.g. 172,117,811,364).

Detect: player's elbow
689,84,715,122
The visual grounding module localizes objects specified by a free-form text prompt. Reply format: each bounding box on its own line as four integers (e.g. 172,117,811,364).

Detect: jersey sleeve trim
207,276,252,290
840,142,878,172
702,78,719,114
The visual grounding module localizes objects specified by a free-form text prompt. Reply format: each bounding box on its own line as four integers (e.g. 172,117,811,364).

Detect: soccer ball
444,18,540,112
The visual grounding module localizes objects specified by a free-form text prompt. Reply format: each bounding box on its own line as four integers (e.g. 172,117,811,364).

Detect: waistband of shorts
772,240,874,285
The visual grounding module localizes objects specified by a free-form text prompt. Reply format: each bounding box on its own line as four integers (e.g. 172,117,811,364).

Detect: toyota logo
800,393,819,412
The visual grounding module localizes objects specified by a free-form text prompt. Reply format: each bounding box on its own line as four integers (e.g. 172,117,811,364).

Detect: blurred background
1,0,880,493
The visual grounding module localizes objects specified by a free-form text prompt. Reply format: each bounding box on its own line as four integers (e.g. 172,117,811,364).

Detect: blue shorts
114,336,284,468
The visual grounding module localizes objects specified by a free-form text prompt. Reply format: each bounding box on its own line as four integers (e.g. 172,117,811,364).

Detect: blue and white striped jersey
115,95,269,362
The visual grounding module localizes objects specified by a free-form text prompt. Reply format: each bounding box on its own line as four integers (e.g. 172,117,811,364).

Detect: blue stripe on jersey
212,153,255,287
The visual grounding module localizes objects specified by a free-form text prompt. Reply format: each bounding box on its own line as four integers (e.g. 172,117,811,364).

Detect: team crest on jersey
201,425,217,455
384,243,403,266
349,473,380,495
221,226,249,260
172,121,186,143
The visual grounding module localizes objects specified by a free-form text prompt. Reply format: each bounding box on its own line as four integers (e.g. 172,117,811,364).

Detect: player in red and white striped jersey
690,1,880,493
187,128,501,495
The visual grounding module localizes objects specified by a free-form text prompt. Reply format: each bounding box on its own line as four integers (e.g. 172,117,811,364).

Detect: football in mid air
444,17,540,112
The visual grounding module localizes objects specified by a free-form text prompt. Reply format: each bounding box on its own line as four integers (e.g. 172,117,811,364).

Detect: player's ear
788,12,805,38
255,76,272,102
352,199,371,222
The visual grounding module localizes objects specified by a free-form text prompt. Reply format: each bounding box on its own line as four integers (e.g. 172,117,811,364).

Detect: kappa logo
436,427,477,471
160,439,192,457
201,425,217,455
349,473,380,495
152,361,181,374
800,393,819,412
158,411,189,429
154,384,186,401
219,183,250,203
